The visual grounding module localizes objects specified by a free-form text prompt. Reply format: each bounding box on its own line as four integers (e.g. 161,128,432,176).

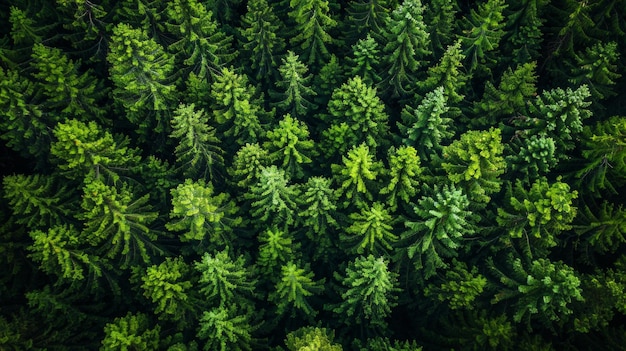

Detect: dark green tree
299,176,339,261
264,114,316,179
396,184,476,279
170,103,224,181
247,166,301,228
228,143,271,189
425,259,487,310
424,0,460,55
100,313,161,351
574,200,626,256
380,0,431,97
380,146,422,210
348,34,382,86
341,202,398,256
459,0,507,75
416,40,469,107
195,249,257,307
270,262,325,318
569,41,622,100
256,227,299,277
343,0,390,44
501,0,548,65
272,51,317,118
288,0,337,68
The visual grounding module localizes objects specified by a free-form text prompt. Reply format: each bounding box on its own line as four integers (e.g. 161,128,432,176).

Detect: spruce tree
272,51,317,118
195,249,257,307
264,114,316,179
288,0,337,68
331,143,383,209
270,262,325,318
247,166,301,229
341,202,398,256
348,34,382,86
380,146,422,210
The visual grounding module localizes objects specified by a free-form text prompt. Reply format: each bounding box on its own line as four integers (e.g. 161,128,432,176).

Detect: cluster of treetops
1,0,626,349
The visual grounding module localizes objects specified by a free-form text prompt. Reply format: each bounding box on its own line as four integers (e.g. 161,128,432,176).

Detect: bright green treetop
228,143,272,189
264,114,316,179
247,166,301,228
380,146,422,209
331,143,383,209
285,326,343,351
341,202,398,256
195,249,257,307
270,262,325,318
196,305,256,351
100,313,160,351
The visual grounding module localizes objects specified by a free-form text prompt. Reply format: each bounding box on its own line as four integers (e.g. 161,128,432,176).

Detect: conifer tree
398,86,453,162
424,0,460,56
489,256,584,328
348,34,382,86
197,305,257,351
441,128,506,204
288,0,337,68
247,166,301,228
50,119,142,184
333,255,399,330
575,201,626,255
272,51,317,118
331,143,383,209
300,176,339,260
8,6,47,45
341,202,398,256
3,174,74,229
380,146,422,209
228,143,272,189
343,0,391,44
380,0,431,97
459,0,507,74
264,114,316,179
501,0,547,65
270,262,325,318
107,23,176,138
396,184,475,279
416,40,469,106
113,0,164,38
327,76,389,150
425,259,487,310
56,0,108,55
100,313,161,351
569,41,621,100
164,0,235,80
79,180,160,269
195,249,257,307
239,0,285,83
505,135,557,183
30,43,108,121
167,179,241,248
211,67,266,147
256,227,300,277
284,326,343,351
170,103,225,181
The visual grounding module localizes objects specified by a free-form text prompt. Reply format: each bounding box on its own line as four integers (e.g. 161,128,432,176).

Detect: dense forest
1,0,625,349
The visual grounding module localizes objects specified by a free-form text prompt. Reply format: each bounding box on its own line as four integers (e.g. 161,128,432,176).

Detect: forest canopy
1,0,626,350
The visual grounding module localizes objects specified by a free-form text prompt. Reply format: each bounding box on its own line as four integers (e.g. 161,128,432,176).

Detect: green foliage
270,262,325,318
256,227,299,277
9,6,45,45
417,40,468,105
574,201,626,255
497,177,578,257
425,259,487,310
228,143,271,189
285,326,342,351
3,174,73,228
30,43,107,120
164,0,235,79
380,0,431,97
441,128,506,204
100,313,160,351
196,305,256,351
248,166,301,228
331,143,383,209
344,0,390,44
79,180,159,268
398,86,453,162
459,0,508,73
341,202,397,257
575,116,626,195
264,114,316,179
348,34,382,86
167,179,241,246
300,176,338,238
272,51,317,118
107,23,176,136
396,184,475,279
506,135,557,182
240,0,285,82
288,0,337,67
327,76,389,150
141,257,195,324
211,67,266,146
489,256,584,328
195,249,256,307
472,61,538,128
502,0,547,64
424,0,459,55
380,146,422,209
333,255,399,329
170,103,224,180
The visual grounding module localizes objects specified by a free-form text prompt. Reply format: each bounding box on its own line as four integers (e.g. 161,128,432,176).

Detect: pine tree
239,0,285,83
424,0,460,56
107,23,177,138
332,255,399,330
574,201,626,256
416,40,469,106
30,43,108,121
211,67,266,147
50,119,142,184
489,256,584,328
264,114,316,179
256,227,299,277
79,180,160,269
343,0,391,44
380,146,422,209
100,313,161,351
284,326,343,351
441,128,506,204
288,0,337,68
380,0,431,97
3,174,74,229
195,249,257,307
166,179,241,248
424,259,487,310
348,34,382,86
398,86,453,162
327,76,389,150
164,0,235,80
395,184,475,279
270,262,325,318
300,176,339,260
196,305,257,351
331,143,383,209
501,0,547,65
56,0,108,56
569,41,622,100
113,0,165,38
228,143,272,189
506,135,557,183
458,0,507,74
170,103,225,181
341,202,398,256
272,51,317,118
8,6,47,45
247,166,301,228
